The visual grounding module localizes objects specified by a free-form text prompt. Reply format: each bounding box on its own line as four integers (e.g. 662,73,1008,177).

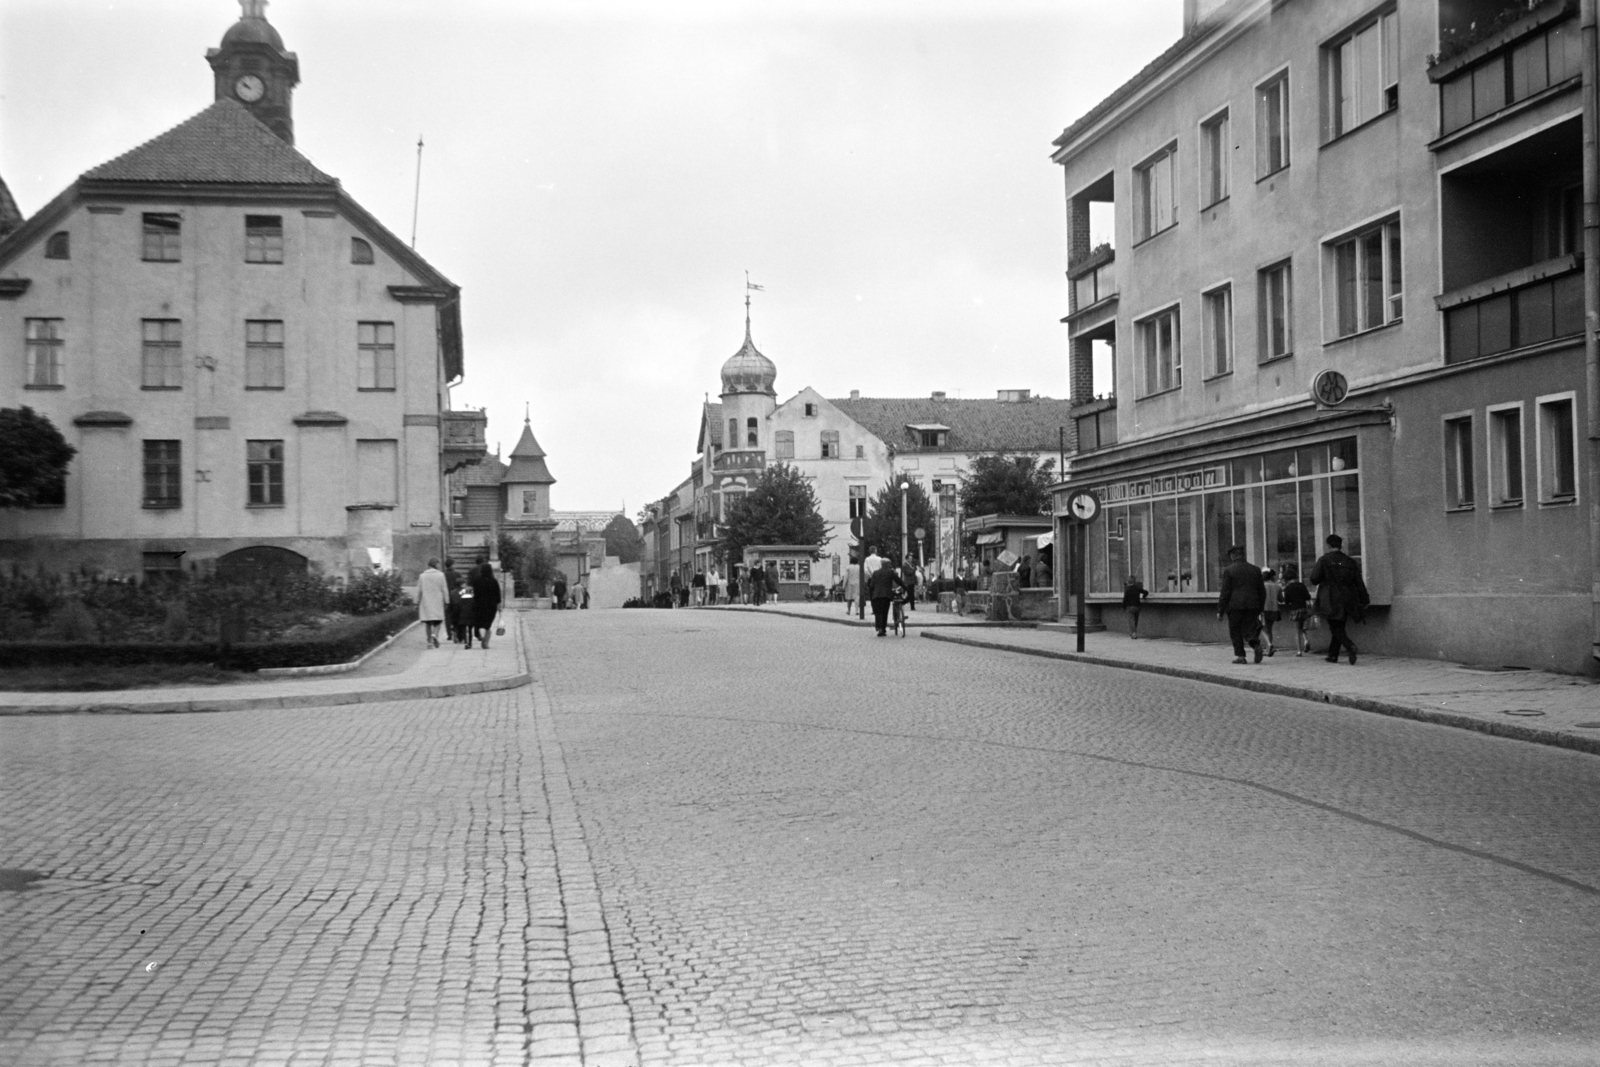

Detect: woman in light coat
416,559,449,648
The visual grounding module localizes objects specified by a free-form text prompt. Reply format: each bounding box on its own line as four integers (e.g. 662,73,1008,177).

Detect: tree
602,514,644,563
0,407,76,508
862,478,939,567
959,453,1057,518
719,463,827,566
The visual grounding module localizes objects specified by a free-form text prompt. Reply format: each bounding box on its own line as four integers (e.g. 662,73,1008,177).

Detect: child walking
1260,568,1282,656
1280,564,1312,656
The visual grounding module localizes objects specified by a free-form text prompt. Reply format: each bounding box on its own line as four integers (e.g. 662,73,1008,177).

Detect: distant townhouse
0,2,486,582
1051,0,1594,670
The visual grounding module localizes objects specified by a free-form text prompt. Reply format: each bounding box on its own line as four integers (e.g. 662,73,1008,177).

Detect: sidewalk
0,614,529,715
712,597,1009,629
917,625,1600,758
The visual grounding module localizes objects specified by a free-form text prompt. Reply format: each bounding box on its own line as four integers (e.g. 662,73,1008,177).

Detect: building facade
1051,0,1594,671
0,2,485,583
446,417,557,560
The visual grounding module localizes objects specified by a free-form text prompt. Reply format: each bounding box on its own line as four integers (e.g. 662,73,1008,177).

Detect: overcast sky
1,0,1177,514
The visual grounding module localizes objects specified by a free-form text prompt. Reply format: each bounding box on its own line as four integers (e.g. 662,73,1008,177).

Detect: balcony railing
713,449,766,471
1071,397,1118,454
440,409,489,474
1433,1,1580,137
1068,248,1117,314
1440,256,1582,364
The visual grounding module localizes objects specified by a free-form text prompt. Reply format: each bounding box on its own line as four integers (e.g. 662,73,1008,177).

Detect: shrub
334,570,406,615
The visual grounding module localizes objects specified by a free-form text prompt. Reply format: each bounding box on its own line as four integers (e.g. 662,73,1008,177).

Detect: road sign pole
1076,519,1087,653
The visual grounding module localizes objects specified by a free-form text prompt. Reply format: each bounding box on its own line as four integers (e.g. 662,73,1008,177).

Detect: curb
750,606,1039,631
0,619,531,717
920,631,1600,759
257,620,422,677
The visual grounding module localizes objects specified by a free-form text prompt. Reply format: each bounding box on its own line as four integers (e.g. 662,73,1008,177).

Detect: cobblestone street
2,607,1600,1065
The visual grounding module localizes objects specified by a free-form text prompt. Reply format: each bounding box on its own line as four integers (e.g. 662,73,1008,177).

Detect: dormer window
245,216,284,263
909,423,950,448
351,237,374,265
44,232,70,260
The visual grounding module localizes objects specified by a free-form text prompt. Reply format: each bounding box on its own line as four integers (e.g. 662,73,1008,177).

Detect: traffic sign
1066,489,1101,524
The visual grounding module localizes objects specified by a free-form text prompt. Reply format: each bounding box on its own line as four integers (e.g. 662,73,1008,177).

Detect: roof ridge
81,98,336,186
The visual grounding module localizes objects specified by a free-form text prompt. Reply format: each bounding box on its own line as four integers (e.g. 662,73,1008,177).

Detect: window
44,232,69,259
849,484,868,519
142,213,181,262
855,444,865,459
1258,260,1293,361
245,320,285,389
1330,217,1402,337
804,402,819,417
1444,414,1475,510
727,418,737,446
1202,285,1233,377
142,552,185,583
774,430,795,460
918,429,948,448
1537,393,1578,504
351,237,374,265
247,439,285,506
1200,110,1229,207
746,417,758,448
1136,306,1181,396
245,216,284,263
1488,403,1524,507
141,319,183,389
522,488,539,514
1256,72,1290,178
24,318,63,387
357,322,396,390
1325,10,1398,141
1135,143,1177,241
821,430,840,458
142,440,182,509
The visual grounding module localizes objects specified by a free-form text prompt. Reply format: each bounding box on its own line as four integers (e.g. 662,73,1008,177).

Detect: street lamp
899,481,909,563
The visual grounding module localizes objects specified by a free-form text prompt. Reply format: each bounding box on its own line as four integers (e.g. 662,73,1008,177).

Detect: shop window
1537,392,1577,504
1256,70,1290,178
1200,109,1229,207
1328,216,1401,338
1136,305,1181,396
1202,284,1232,377
774,430,794,460
1258,259,1293,361
1488,403,1524,508
1323,8,1398,142
1443,414,1475,510
245,215,284,264
1135,143,1177,242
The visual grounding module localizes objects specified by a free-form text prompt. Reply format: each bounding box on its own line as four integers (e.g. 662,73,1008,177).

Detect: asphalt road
1,606,1598,1066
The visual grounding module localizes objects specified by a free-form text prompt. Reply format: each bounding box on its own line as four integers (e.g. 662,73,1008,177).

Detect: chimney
931,391,947,400
849,389,860,400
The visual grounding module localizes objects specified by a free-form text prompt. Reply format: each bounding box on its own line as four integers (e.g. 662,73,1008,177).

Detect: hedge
0,606,416,672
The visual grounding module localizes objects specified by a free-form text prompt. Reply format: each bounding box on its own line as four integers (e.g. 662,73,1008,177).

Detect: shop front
742,545,820,602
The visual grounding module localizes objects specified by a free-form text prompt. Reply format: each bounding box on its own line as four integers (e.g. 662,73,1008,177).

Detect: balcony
1068,246,1118,314
1439,255,1583,364
440,409,488,474
1431,0,1579,139
713,449,766,472
1071,396,1118,454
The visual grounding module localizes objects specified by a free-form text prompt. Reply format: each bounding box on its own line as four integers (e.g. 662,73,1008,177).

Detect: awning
1036,532,1054,548
975,532,1003,545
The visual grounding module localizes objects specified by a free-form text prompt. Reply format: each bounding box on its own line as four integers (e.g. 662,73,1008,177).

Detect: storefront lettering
1098,465,1226,504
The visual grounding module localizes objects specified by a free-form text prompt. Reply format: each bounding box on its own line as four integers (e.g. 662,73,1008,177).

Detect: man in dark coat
552,573,567,611
865,557,903,636
1309,533,1370,665
467,559,502,649
1216,545,1266,664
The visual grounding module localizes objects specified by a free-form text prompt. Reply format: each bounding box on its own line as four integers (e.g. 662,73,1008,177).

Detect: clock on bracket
234,74,266,103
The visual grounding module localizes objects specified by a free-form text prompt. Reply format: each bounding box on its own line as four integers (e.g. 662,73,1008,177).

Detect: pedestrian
750,563,766,606
728,567,741,605
1260,567,1282,656
1123,574,1149,638
1309,534,1370,665
863,545,884,577
443,558,466,643
865,553,902,636
900,557,919,611
667,569,681,608
553,573,568,611
843,558,861,614
580,581,590,609
1017,554,1033,588
1216,545,1266,664
1280,564,1312,655
764,561,780,603
1035,555,1052,591
709,568,723,606
692,568,706,606
416,558,448,648
466,557,501,649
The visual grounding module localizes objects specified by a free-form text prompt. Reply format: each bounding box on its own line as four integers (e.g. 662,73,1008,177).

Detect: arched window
350,237,374,264
746,417,758,448
44,232,69,259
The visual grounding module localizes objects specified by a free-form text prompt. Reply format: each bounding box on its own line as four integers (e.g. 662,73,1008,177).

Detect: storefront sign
1099,465,1227,503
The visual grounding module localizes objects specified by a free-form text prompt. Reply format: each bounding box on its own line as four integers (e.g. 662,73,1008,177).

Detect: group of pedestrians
415,556,503,650
851,544,920,637
1122,533,1370,666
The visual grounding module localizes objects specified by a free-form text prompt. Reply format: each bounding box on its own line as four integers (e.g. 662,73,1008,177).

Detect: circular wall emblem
1311,369,1349,407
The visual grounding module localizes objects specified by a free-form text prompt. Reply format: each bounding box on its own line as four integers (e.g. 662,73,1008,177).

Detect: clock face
234,74,266,103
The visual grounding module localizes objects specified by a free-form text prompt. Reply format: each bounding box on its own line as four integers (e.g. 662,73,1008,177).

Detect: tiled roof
81,99,336,185
828,396,1075,454
701,401,723,452
449,456,507,495
504,421,555,484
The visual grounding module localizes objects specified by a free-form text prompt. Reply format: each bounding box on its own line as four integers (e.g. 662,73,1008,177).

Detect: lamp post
899,481,910,563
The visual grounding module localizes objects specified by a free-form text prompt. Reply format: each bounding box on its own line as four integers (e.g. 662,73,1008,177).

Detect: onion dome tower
206,0,301,144
718,292,777,454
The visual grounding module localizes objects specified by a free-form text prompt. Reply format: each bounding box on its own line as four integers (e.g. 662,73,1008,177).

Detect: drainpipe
1585,0,1600,663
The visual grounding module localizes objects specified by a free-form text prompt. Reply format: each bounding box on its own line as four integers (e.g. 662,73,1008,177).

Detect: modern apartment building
1052,0,1595,671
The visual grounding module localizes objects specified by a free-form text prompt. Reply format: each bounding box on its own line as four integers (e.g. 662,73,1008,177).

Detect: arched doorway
216,546,309,584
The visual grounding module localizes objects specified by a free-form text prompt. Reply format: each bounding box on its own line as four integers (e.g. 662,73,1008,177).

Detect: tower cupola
206,0,301,144
719,321,777,398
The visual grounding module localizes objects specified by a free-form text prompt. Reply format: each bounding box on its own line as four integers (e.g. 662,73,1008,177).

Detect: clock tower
205,0,301,144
